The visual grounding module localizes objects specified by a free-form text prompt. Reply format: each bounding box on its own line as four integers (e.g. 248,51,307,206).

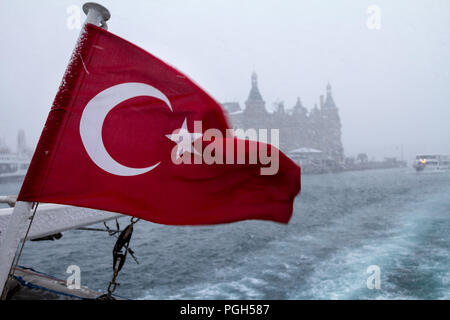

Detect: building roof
222,102,242,113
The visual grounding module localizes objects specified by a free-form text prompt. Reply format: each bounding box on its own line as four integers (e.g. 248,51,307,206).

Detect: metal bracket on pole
0,2,111,299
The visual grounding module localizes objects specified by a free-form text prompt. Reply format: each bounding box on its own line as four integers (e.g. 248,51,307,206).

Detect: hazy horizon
1,0,449,161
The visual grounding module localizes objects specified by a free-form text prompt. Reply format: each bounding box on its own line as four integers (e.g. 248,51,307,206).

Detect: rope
79,220,139,264
77,227,123,234
104,219,122,236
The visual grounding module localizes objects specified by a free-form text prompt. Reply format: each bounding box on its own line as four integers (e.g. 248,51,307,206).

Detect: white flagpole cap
83,2,111,29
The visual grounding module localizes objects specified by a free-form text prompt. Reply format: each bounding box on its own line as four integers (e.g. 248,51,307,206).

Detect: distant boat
413,154,450,173
0,154,30,181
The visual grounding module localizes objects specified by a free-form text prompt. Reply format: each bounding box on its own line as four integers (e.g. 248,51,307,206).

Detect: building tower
309,103,322,150
320,83,344,162
241,72,270,132
324,83,336,108
244,72,267,116
17,129,33,157
291,97,311,150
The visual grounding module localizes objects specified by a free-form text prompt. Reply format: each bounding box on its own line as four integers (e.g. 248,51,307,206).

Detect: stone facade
222,73,344,163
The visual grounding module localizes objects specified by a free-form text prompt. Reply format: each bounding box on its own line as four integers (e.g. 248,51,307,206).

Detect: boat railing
0,196,17,208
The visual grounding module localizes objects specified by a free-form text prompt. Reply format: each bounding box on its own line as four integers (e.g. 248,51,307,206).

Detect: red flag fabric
18,24,300,225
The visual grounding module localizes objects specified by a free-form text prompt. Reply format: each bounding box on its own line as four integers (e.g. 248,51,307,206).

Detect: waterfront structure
222,73,344,164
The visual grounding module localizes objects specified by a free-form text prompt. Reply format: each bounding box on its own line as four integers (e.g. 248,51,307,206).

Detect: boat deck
4,266,124,300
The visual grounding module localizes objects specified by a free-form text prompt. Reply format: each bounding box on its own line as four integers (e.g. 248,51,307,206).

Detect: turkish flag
18,24,300,225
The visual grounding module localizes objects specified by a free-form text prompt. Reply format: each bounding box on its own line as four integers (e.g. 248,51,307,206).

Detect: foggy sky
1,0,449,161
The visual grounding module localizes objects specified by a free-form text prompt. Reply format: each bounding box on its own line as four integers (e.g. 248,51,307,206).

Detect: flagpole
0,2,111,298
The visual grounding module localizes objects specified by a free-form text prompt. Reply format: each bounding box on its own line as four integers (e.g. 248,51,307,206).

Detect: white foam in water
289,187,450,300
139,276,267,300
138,171,450,300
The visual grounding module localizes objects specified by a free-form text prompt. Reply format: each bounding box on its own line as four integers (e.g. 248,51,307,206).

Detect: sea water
1,168,449,299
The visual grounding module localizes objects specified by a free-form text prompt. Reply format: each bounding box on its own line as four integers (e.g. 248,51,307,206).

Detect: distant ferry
0,154,30,180
413,154,450,173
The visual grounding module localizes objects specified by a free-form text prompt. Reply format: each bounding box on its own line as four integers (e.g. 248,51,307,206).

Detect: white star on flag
166,118,203,159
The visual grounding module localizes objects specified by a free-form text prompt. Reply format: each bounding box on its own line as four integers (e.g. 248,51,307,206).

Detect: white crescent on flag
79,82,173,176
